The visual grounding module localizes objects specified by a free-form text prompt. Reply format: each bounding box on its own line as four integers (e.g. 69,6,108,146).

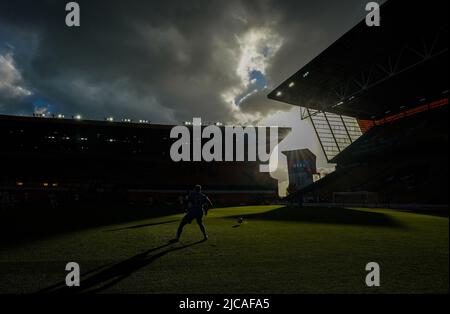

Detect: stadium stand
0,115,290,234
301,106,448,204
269,0,448,208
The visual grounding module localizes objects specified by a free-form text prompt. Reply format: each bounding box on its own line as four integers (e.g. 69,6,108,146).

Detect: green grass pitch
0,205,448,293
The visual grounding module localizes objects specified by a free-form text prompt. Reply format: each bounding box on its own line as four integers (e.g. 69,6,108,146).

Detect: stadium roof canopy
268,0,449,120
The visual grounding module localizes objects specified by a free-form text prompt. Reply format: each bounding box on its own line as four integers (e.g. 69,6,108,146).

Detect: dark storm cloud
0,0,373,123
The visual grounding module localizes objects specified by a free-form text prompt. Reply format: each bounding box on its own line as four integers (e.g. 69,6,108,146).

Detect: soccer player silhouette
175,185,212,241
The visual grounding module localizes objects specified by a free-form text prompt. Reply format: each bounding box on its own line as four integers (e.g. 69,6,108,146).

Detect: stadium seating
298,106,448,205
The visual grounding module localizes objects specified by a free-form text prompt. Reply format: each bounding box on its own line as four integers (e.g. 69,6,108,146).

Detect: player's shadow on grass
37,240,205,294
105,219,178,232
232,206,403,227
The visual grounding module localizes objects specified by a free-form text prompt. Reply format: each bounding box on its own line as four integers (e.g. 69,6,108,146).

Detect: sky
0,0,375,195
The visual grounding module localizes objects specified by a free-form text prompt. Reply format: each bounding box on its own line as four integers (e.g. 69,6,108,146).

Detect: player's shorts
183,211,204,224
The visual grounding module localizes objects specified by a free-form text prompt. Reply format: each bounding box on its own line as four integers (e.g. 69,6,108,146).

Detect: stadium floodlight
332,101,344,108
288,82,295,88
276,91,282,97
